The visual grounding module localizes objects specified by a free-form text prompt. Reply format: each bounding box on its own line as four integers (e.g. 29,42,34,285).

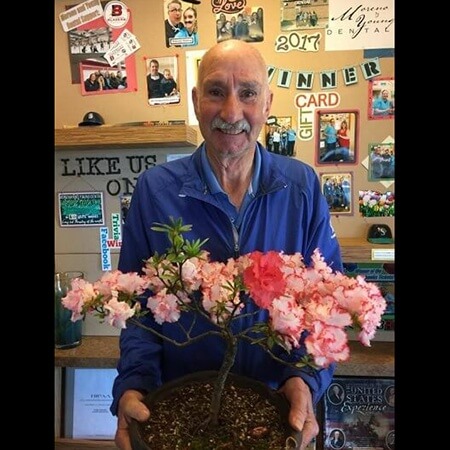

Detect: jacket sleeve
110,317,163,416
110,178,163,416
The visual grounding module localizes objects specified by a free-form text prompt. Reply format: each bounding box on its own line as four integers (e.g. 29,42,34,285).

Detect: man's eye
241,90,256,99
208,89,222,97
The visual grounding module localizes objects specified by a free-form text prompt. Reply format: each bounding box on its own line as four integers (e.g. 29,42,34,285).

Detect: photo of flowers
359,190,395,217
320,172,353,215
368,143,395,181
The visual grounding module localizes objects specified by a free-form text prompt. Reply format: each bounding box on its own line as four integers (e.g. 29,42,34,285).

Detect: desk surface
55,336,394,377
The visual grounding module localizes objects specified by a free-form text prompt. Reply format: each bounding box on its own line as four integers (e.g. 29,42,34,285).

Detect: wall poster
368,77,395,120
320,172,353,216
316,110,359,165
58,192,105,227
145,55,181,106
61,0,137,94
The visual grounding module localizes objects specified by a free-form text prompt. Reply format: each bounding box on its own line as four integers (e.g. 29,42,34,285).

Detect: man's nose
220,94,243,123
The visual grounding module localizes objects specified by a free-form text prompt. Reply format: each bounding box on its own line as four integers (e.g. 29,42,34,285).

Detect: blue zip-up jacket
110,143,343,415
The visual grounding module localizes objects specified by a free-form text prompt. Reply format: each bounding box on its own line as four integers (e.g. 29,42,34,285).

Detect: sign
58,192,105,227
64,368,117,439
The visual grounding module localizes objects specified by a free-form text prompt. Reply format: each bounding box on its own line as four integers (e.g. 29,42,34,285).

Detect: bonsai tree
62,217,386,429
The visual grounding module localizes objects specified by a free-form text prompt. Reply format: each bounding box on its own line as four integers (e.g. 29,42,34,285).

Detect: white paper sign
371,248,395,261
59,0,104,32
326,0,395,51
65,368,118,439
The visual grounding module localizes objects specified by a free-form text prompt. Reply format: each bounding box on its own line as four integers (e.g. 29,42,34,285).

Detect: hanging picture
120,194,132,226
368,77,395,119
185,49,206,125
264,116,297,157
359,190,395,217
58,192,105,227
63,1,137,92
320,172,353,215
368,142,395,181
280,0,328,31
316,110,359,165
145,55,181,106
164,0,200,48
80,62,128,94
215,6,264,43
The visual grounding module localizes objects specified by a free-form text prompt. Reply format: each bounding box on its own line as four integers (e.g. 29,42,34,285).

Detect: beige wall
55,0,395,334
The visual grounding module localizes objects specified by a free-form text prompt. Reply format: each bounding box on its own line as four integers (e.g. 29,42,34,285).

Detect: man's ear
264,91,273,119
192,87,199,119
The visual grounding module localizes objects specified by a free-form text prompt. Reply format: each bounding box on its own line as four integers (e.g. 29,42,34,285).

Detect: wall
55,0,395,335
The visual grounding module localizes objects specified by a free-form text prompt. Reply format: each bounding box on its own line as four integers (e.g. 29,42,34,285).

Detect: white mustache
212,118,250,133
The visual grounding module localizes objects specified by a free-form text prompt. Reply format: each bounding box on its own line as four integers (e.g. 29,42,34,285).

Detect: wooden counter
55,335,394,377
55,125,198,150
338,237,394,263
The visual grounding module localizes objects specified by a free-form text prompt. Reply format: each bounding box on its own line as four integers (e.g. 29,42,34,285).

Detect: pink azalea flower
104,296,136,328
61,222,387,371
305,321,350,367
147,289,181,325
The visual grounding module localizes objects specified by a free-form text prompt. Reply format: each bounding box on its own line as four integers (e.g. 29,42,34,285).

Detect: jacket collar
179,142,288,199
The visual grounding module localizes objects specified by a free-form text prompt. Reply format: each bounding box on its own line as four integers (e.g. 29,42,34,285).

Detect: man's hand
114,390,150,450
279,377,319,450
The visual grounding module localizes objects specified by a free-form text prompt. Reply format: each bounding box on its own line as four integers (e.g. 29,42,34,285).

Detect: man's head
167,0,183,25
192,40,273,158
149,59,160,75
381,89,389,100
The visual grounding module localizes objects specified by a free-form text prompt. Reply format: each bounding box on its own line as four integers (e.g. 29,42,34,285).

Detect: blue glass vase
55,271,83,349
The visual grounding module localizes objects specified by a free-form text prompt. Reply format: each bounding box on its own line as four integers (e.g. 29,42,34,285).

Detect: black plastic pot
130,370,301,450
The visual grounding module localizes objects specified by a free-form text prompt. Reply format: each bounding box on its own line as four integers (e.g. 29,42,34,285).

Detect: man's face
168,2,182,24
150,62,159,75
192,47,272,157
382,90,389,100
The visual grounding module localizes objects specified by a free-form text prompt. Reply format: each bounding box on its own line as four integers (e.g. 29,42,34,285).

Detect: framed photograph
368,142,395,181
58,192,105,227
369,77,395,119
80,63,129,95
320,172,353,215
316,110,358,165
264,116,297,157
145,55,181,106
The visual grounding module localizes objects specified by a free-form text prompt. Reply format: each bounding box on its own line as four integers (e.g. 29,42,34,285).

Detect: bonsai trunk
208,331,238,426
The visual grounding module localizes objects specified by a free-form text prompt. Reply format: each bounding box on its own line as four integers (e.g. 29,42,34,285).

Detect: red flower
243,251,287,309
